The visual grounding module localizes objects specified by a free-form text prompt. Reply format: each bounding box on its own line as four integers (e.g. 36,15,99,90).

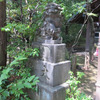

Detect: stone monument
29,3,71,100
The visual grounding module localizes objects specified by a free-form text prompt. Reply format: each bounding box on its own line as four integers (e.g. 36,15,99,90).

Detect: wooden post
96,33,100,100
84,2,91,70
72,53,77,76
84,19,91,70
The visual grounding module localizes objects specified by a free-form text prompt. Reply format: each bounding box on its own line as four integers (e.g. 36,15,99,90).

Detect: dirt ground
75,52,97,99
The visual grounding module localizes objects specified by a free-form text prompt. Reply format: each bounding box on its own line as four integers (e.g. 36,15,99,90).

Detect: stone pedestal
36,82,69,100
29,42,71,100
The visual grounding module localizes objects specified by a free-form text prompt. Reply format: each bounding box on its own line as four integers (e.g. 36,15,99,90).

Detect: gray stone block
29,59,70,87
40,61,71,87
36,82,69,100
45,40,62,44
42,43,66,63
28,59,44,77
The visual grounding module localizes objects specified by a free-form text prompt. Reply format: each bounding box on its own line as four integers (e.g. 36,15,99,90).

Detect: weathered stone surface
44,39,62,44
41,3,62,40
29,58,70,87
36,82,69,100
42,43,66,63
41,61,71,87
32,42,66,62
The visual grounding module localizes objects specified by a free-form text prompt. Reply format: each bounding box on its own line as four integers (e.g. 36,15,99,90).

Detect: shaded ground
76,52,97,98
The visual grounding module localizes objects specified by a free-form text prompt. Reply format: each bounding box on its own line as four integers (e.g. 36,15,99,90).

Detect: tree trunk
0,0,7,66
89,17,95,63
84,18,91,70
72,53,77,76
84,1,92,70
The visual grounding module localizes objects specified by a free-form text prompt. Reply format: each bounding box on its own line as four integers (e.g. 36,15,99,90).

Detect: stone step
36,82,69,100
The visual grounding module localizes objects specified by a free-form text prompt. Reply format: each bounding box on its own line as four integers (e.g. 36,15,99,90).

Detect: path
76,52,97,98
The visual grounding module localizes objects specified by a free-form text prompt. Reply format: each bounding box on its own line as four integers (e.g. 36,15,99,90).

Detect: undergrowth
66,71,92,100
0,48,39,100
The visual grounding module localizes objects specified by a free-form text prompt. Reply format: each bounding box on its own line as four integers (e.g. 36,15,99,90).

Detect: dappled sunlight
76,52,97,98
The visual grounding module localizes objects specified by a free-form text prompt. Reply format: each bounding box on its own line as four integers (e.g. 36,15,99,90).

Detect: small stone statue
41,3,62,41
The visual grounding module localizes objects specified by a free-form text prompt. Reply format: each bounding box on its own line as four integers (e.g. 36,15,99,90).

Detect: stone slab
41,61,71,86
28,59,71,87
45,40,62,44
36,82,69,100
42,43,66,63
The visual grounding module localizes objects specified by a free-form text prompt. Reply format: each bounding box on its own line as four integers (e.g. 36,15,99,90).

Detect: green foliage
0,0,3,2
4,0,87,47
66,71,92,100
0,67,12,85
72,2,86,14
62,24,86,46
1,22,38,41
0,48,39,100
10,48,39,67
59,1,86,20
1,1,42,99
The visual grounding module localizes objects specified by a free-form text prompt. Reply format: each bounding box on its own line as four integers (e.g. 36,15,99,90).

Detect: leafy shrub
0,48,39,100
66,71,92,100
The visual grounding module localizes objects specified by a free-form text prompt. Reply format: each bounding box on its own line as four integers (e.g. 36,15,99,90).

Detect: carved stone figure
41,3,62,41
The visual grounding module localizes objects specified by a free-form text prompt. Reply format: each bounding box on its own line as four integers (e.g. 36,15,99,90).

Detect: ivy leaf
16,81,24,90
24,82,32,88
2,90,9,97
27,75,35,82
0,74,8,80
32,80,39,86
36,53,39,56
10,56,27,67
0,67,12,85
2,67,12,74
10,60,19,67
33,77,39,81
16,56,27,61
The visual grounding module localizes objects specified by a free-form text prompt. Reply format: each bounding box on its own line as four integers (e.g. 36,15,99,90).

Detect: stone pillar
96,33,100,100
29,3,71,100
30,41,70,100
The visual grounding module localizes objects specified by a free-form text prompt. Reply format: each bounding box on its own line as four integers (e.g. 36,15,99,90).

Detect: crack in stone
41,64,50,80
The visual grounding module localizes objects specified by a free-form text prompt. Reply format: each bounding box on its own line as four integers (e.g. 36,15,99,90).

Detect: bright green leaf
24,82,32,88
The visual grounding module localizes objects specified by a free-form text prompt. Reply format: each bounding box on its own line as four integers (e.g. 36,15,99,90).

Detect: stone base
29,41,71,100
35,82,69,100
